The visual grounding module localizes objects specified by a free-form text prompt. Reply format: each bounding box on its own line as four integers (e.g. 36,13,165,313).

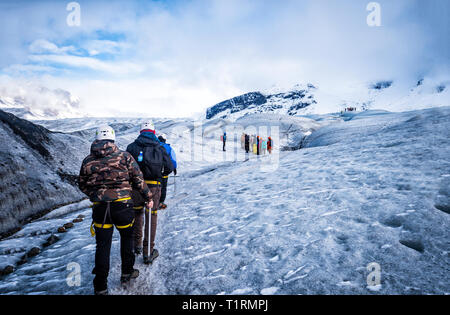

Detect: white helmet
140,120,155,132
96,125,115,141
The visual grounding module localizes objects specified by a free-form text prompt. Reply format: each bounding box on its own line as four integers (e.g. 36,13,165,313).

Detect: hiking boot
134,247,143,256
143,249,159,265
94,289,108,296
120,269,139,284
159,203,167,210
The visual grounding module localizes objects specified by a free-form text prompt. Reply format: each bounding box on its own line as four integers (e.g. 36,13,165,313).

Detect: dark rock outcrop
43,234,60,247
0,109,89,236
0,110,52,159
206,92,267,119
370,81,393,90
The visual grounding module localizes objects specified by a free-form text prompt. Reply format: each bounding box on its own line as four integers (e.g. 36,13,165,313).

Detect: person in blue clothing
158,133,177,210
222,132,227,151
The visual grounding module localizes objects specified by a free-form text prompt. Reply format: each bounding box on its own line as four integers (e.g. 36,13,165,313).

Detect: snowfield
0,107,449,295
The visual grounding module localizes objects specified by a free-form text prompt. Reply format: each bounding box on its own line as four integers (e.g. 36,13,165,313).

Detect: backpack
135,143,164,180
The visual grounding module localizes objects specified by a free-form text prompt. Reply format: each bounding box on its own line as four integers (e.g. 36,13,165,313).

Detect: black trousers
160,177,169,204
92,202,135,292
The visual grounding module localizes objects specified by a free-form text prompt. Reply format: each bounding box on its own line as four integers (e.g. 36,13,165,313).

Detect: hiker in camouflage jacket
79,140,152,202
78,131,153,295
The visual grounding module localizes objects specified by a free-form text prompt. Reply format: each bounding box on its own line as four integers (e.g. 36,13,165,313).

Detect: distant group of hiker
241,133,273,155
221,132,273,155
78,121,177,295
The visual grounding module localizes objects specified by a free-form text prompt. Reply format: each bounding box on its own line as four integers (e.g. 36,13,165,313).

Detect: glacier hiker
245,134,250,153
259,137,264,155
158,133,177,210
78,125,153,295
256,136,260,155
262,138,267,155
127,121,174,264
222,132,227,151
268,137,273,154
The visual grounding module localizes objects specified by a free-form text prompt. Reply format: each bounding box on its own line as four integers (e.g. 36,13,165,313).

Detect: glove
145,200,154,210
174,169,177,176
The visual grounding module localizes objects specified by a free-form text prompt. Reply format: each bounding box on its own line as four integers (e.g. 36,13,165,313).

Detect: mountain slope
0,109,89,236
206,84,317,120
206,78,450,121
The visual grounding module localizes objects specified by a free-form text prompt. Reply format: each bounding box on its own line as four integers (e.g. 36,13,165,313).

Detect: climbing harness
90,199,134,237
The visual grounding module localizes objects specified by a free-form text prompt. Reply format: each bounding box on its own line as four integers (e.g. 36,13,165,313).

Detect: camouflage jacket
78,140,152,202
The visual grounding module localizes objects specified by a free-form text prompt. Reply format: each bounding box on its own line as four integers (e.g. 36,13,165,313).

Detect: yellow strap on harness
116,220,135,229
162,175,169,179
93,222,114,229
145,207,158,215
145,180,161,185
133,206,144,210
92,197,131,206
90,219,135,237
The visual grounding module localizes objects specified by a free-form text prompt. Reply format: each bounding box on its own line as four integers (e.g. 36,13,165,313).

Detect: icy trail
0,107,449,295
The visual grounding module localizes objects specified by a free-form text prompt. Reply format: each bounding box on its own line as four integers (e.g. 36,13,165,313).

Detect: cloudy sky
0,0,449,118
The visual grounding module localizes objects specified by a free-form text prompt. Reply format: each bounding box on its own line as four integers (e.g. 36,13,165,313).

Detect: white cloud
3,63,57,75
44,77,242,118
83,39,129,56
0,75,83,119
0,0,448,118
29,39,75,55
28,54,145,75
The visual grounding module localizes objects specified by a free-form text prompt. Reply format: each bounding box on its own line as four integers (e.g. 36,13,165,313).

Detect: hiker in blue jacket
222,132,227,151
158,133,177,209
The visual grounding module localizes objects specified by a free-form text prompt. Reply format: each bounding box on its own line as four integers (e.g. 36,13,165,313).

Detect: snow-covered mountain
206,78,450,121
333,78,450,114
206,84,318,120
0,87,85,120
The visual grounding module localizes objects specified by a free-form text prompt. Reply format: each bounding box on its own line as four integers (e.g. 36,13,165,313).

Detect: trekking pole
144,204,149,262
